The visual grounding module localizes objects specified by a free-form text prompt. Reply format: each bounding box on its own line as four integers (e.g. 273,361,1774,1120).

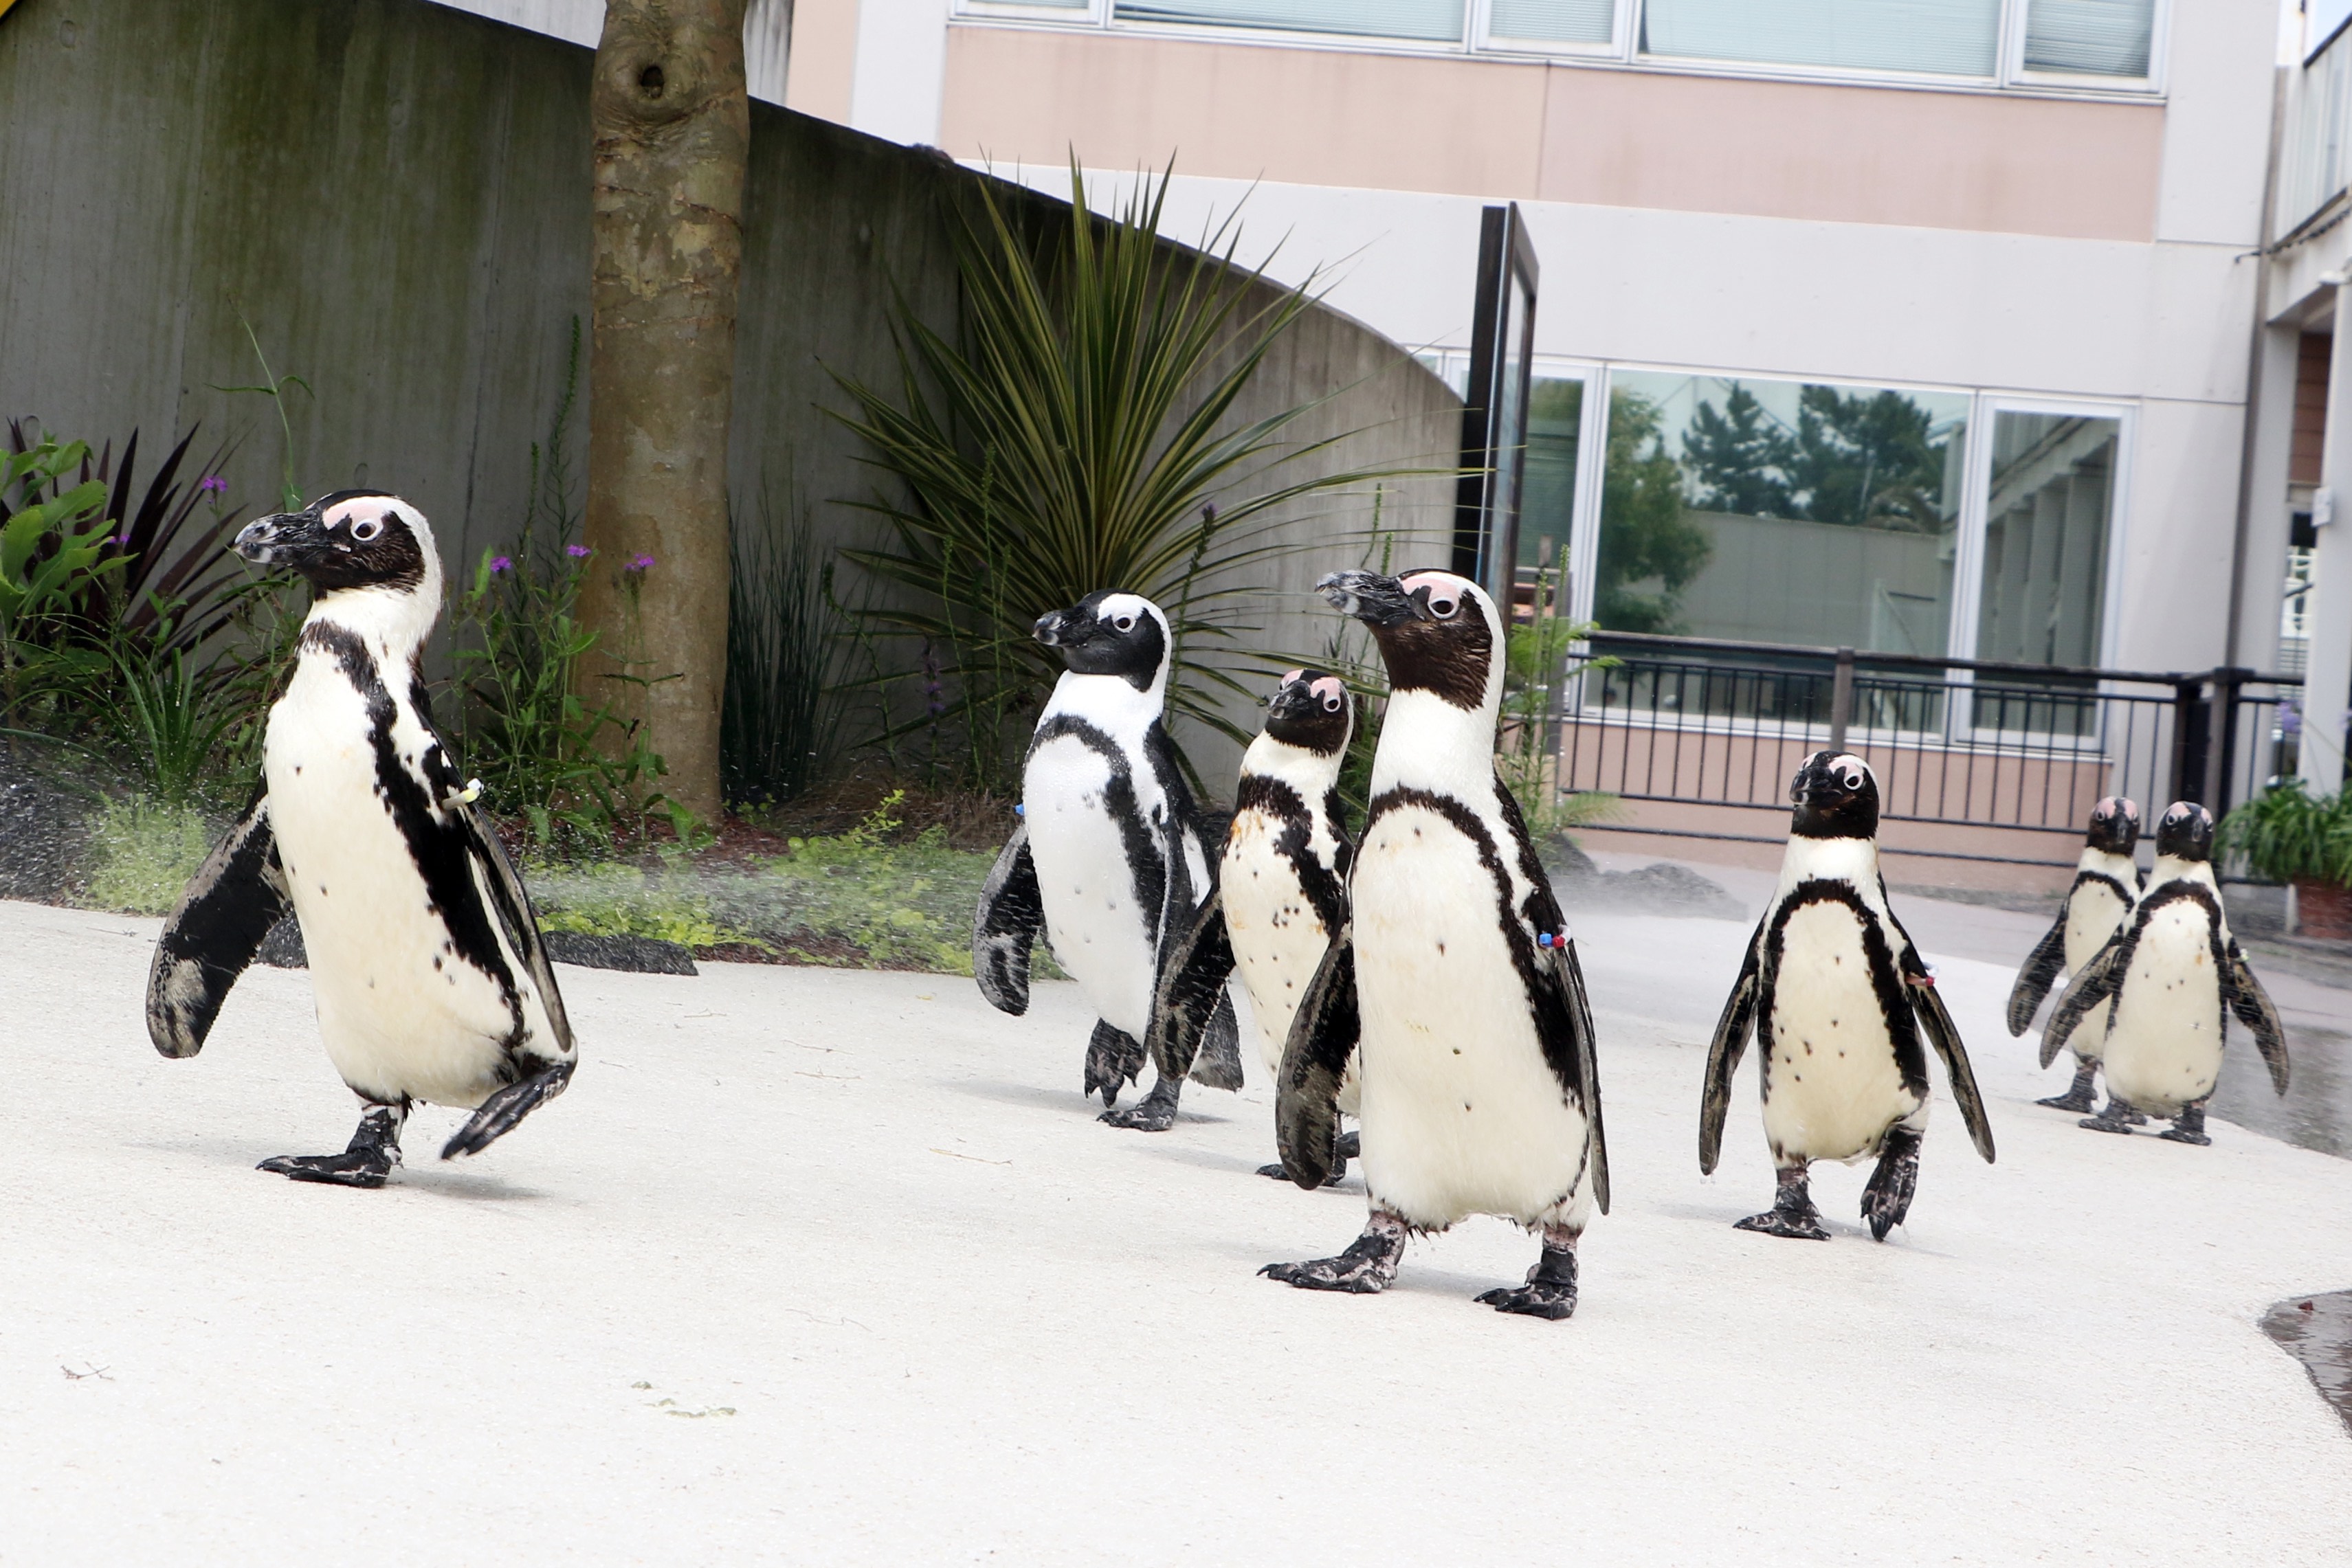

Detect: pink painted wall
939,25,2164,241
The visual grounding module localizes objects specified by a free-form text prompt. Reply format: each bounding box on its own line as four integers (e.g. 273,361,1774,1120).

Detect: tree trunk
581,0,751,826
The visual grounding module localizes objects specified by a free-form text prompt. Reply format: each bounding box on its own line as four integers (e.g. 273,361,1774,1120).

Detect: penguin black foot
260,1101,407,1189
1338,1130,1362,1160
442,1060,575,1160
1261,1209,1407,1294
2157,1102,2212,1146
2079,1095,2141,1136
1476,1229,1579,1320
2035,1060,2100,1113
1083,1020,1145,1108
1101,1074,1179,1132
1861,1126,1922,1242
1257,1157,1349,1186
1735,1167,1830,1241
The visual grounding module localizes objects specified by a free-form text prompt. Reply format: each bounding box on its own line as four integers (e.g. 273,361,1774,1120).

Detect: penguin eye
350,515,384,543
1321,694,1342,713
1428,594,1458,620
1839,768,1863,789
1112,614,1136,634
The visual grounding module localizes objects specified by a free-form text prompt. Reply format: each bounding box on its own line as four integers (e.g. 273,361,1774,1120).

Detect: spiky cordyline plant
831,160,1424,789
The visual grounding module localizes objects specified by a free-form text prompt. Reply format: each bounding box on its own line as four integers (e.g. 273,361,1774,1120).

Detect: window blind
1489,0,1614,45
1642,0,2000,78
1113,0,1464,41
2021,0,2153,78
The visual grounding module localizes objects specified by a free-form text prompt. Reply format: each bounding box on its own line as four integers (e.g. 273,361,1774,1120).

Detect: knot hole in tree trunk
638,63,666,99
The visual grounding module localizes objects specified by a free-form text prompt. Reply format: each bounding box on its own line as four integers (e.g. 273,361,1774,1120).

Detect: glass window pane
1592,371,1971,651
1975,412,2118,668
1490,0,1614,45
1114,0,1463,42
1517,376,1582,613
2022,0,2153,77
1642,0,1999,78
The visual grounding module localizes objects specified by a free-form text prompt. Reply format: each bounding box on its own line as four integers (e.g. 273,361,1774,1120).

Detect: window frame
1997,0,2169,96
1469,0,1633,62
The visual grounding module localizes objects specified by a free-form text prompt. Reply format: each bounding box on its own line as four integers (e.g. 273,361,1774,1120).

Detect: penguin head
1032,591,1169,693
1789,750,1880,840
1263,667,1353,757
2155,800,2214,862
234,491,436,597
1316,568,1500,712
2086,796,2141,854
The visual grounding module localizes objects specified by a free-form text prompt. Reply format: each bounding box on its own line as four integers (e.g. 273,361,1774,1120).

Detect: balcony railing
2280,20,2352,239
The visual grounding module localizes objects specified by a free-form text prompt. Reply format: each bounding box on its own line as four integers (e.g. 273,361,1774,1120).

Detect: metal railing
2280,19,2352,240
1552,632,2307,867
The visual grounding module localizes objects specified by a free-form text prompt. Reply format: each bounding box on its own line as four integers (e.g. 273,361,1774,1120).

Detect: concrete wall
0,0,1458,784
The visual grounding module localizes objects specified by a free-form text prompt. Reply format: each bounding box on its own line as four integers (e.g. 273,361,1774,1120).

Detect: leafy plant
722,481,845,807
83,794,215,915
212,318,313,512
0,437,123,711
532,858,744,950
2219,781,2352,889
831,159,1424,790
107,631,245,807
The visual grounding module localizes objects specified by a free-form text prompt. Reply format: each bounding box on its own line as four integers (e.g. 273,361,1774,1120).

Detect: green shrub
2219,781,2352,889
85,796,213,915
531,859,745,950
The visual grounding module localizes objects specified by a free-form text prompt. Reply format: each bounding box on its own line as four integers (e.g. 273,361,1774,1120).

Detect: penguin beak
1317,570,1424,627
234,507,326,567
1267,680,1319,721
1032,608,1075,648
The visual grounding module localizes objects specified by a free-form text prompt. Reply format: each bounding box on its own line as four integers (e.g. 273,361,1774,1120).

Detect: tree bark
582,0,751,826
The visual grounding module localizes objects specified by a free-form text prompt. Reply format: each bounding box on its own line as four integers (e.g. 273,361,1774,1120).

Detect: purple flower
490,555,513,574
566,544,591,559
113,533,131,546
2281,697,2303,738
628,552,655,572
197,475,227,495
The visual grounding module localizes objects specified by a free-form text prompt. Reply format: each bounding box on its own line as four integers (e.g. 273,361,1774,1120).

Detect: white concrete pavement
1,895,2347,1564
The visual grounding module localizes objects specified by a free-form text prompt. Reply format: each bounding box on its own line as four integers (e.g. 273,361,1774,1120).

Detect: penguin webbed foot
1083,1020,1145,1108
2156,1102,2211,1147
1100,1074,1180,1132
1860,1126,1922,1243
1735,1167,1830,1241
442,1060,575,1161
1476,1230,1579,1320
2035,1060,2100,1113
261,1101,406,1189
2079,1095,2142,1136
1261,1211,1406,1294
1256,1129,1356,1185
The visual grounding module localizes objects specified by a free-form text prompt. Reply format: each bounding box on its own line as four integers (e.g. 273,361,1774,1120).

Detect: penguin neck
2077,844,2139,882
1777,829,1881,898
304,579,440,667
1370,686,1498,799
2147,853,2217,899
1241,730,1343,799
1041,665,1166,739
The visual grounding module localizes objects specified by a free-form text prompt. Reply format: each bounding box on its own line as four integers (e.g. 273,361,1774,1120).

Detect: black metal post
1828,647,1856,755
2203,667,2247,819
2168,677,2207,806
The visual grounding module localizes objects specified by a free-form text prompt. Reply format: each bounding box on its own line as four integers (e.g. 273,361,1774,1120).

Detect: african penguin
2045,802,2287,1144
1149,667,1361,1185
1700,751,1994,1242
146,493,576,1187
2008,796,2144,1115
1261,569,1608,1321
973,590,1242,1130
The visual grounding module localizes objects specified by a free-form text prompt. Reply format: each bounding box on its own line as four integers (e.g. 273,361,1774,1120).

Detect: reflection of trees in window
1679,381,1955,532
1598,390,1712,633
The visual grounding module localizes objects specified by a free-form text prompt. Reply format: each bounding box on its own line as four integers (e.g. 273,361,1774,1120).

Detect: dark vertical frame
1453,202,1542,607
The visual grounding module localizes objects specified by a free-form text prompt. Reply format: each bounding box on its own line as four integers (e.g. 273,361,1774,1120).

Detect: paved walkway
1,896,2347,1563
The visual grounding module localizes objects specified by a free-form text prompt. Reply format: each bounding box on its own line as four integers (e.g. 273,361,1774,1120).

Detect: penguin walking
1700,752,1994,1241
2008,796,2144,1115
146,493,576,1187
1261,570,1608,1320
973,591,1241,1130
1149,667,1360,1184
2043,802,2287,1143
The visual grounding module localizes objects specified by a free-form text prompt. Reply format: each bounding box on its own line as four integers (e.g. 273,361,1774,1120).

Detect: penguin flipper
1146,888,1236,1084
457,802,574,1055
2041,937,2122,1069
146,789,291,1060
2223,939,2290,1095
1910,976,1995,1164
1274,931,1359,1191
1190,990,1245,1091
1699,925,1764,1175
2006,908,2072,1037
1545,938,1610,1216
973,822,1043,1016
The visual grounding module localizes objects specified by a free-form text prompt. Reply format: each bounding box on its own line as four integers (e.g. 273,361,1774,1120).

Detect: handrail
1582,629,2306,690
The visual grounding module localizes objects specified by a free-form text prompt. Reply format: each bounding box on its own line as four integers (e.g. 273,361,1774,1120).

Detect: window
1641,0,2000,79
1518,374,1586,596
1972,410,2119,668
1588,370,1971,653
1486,0,1617,49
1113,0,1465,41
2019,0,2154,79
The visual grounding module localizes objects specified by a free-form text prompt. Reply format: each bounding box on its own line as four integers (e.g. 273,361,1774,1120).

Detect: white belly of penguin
1762,902,1920,1165
1349,804,1588,1229
2100,906,2225,1114
2061,886,2129,1057
265,663,519,1109
1222,814,1335,1077
1025,734,1160,1039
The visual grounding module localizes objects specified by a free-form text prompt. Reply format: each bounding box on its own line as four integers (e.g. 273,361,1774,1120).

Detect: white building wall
419,0,798,103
